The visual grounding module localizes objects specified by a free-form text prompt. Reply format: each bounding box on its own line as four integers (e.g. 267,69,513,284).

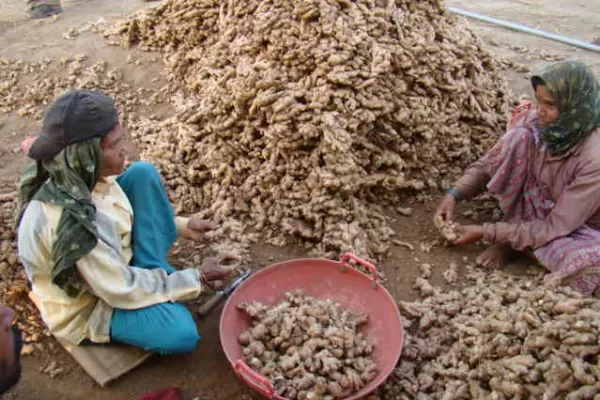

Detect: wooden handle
196,292,226,317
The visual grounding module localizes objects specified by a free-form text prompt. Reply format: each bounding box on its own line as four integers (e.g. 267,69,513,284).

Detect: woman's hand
435,194,457,222
185,217,216,242
453,224,484,245
197,257,236,282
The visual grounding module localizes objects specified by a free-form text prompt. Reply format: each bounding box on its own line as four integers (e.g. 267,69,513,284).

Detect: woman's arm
436,151,493,221
453,121,539,201
174,216,216,241
484,154,600,250
77,239,202,310
453,161,491,201
175,216,190,237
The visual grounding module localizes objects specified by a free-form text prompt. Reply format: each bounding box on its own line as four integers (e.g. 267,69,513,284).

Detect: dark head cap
28,90,118,161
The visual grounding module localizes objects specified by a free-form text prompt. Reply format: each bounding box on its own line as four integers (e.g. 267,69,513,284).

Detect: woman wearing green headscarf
435,61,600,296
17,90,234,353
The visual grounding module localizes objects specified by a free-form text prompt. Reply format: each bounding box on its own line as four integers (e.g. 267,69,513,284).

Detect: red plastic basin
219,253,404,399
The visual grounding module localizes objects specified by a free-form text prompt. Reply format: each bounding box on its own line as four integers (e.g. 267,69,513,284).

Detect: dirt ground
0,0,598,399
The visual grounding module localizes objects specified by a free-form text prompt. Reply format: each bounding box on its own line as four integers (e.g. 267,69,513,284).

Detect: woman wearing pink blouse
436,61,600,296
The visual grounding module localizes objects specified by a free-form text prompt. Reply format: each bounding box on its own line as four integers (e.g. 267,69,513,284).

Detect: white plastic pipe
449,7,600,53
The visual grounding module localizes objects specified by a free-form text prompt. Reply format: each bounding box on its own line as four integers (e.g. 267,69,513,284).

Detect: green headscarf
532,61,600,155
17,138,102,297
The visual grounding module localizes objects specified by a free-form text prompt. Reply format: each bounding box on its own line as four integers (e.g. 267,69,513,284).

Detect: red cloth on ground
136,388,181,400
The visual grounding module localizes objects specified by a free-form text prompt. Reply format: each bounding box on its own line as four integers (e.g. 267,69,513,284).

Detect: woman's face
99,124,127,178
535,84,560,127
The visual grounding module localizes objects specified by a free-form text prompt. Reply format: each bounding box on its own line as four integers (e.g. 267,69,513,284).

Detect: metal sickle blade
223,269,251,296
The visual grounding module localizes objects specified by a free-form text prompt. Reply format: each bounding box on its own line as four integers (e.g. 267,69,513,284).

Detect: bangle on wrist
446,186,464,202
198,271,207,284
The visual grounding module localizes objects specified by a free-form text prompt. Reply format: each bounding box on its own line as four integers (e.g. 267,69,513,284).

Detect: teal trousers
110,162,200,355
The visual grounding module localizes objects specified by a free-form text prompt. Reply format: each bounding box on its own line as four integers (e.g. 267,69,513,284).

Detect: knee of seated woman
124,162,161,180
159,323,200,355
119,162,166,190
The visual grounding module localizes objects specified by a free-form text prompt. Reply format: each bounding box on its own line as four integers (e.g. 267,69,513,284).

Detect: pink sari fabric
536,229,600,295
481,122,600,296
481,125,554,223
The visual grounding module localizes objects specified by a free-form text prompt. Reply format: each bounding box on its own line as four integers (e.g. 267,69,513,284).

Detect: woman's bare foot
476,243,517,269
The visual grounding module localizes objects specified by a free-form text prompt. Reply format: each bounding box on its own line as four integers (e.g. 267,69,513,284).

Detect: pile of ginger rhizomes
106,0,510,260
238,290,377,399
377,268,600,400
